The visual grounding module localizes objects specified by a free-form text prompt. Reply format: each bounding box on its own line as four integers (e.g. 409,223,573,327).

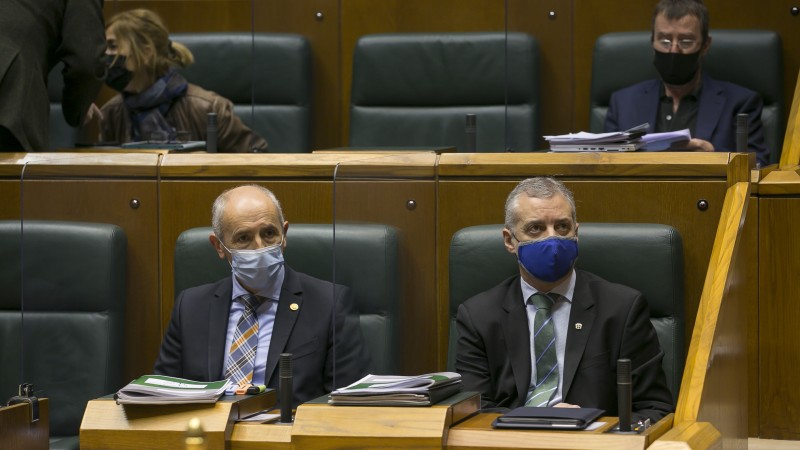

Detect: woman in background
99,9,268,152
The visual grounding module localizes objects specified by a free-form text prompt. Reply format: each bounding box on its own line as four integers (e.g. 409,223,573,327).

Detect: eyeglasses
656,38,698,52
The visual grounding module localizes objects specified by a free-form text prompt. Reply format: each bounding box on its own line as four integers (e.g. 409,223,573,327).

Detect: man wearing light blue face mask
154,185,370,407
455,177,673,423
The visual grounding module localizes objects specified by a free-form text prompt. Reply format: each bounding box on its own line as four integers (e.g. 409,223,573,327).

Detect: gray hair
211,184,285,240
503,177,577,231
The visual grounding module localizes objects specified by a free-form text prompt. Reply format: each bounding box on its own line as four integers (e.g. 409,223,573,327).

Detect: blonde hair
106,9,194,84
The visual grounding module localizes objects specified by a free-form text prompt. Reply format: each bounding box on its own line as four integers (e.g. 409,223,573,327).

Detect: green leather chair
0,220,127,450
349,32,540,152
590,30,783,164
447,223,685,404
172,33,312,153
174,224,399,374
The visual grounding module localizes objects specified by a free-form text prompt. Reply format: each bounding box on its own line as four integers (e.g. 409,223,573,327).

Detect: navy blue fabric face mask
104,54,133,92
516,236,579,282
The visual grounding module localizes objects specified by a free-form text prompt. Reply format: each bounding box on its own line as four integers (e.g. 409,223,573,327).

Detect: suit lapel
639,79,661,131
696,73,724,142
264,267,302,385
562,271,596,398
502,280,532,404
208,280,233,381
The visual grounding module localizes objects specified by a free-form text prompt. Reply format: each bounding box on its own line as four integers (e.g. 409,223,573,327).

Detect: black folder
492,406,604,430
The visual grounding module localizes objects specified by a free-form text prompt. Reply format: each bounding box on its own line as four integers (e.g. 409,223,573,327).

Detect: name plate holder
80,391,275,450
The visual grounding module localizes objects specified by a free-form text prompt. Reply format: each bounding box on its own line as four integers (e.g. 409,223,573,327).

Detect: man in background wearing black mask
604,0,768,167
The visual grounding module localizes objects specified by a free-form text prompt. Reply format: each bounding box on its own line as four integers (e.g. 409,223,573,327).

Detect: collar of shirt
658,79,702,101
520,269,577,307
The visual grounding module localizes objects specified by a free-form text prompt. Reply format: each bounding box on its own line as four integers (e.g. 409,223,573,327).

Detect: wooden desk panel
757,178,800,439
0,399,49,450
447,413,673,450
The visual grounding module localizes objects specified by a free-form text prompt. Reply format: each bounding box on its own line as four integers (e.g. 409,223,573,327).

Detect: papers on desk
329,372,463,406
639,129,691,151
544,124,693,153
114,375,232,405
545,124,648,152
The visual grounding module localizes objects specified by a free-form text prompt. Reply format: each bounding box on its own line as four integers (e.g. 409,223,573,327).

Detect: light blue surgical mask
220,239,284,295
514,235,578,282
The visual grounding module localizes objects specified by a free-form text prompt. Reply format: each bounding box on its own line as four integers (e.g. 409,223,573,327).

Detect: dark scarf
123,69,188,141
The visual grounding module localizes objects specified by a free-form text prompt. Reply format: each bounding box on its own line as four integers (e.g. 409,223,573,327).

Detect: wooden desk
0,398,49,450
80,393,274,450
446,413,673,450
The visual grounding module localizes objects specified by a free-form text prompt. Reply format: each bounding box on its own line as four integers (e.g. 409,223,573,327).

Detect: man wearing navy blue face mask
154,185,370,407
455,177,673,423
604,0,768,167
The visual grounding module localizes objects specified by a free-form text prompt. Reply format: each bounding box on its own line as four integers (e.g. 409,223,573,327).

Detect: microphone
617,358,633,433
206,112,218,153
279,353,293,423
465,114,477,152
735,113,748,153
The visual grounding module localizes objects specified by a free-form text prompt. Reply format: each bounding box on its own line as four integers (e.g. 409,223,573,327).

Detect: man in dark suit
455,177,673,423
0,0,106,151
604,0,768,167
155,185,370,407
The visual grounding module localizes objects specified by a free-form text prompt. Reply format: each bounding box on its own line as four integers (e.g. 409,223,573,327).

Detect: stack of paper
329,372,462,406
114,375,233,405
640,129,692,151
545,124,649,152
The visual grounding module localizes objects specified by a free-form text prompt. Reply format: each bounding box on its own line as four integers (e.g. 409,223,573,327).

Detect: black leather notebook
492,406,605,430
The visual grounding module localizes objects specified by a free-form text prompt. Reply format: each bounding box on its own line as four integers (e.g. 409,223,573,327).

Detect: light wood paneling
758,191,800,440
676,182,750,449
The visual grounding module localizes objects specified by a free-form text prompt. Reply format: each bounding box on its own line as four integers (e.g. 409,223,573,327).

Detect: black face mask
103,54,133,92
652,49,701,86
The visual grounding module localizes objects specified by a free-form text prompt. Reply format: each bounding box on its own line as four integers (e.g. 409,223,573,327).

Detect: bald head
209,185,288,264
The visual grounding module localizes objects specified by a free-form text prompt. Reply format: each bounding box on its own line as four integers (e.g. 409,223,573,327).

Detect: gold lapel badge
574,323,583,330
290,303,299,311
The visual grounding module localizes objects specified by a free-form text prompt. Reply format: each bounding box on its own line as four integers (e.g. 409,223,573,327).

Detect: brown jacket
100,84,268,152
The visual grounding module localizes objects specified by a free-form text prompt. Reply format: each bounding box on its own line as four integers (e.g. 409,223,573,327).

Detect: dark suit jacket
154,266,370,407
605,72,768,167
455,271,673,422
0,0,106,151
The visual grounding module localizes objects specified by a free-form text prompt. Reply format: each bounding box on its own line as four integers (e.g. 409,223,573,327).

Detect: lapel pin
290,303,299,311
575,323,583,330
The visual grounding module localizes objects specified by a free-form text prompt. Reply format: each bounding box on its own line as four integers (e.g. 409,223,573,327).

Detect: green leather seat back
447,223,685,403
349,32,540,152
175,224,399,374
590,30,783,164
0,220,127,448
172,33,312,153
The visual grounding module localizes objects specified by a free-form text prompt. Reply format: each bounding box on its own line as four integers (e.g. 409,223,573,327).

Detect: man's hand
553,402,581,408
673,138,714,152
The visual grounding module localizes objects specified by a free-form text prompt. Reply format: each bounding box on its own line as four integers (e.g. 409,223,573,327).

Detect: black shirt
656,83,701,135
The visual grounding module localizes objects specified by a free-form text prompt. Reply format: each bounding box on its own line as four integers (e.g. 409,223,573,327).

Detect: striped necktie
525,293,559,407
225,294,260,387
